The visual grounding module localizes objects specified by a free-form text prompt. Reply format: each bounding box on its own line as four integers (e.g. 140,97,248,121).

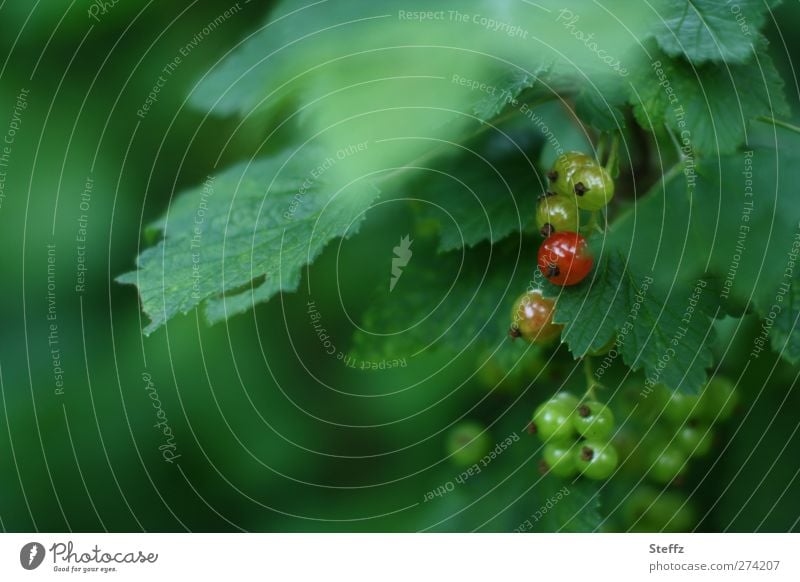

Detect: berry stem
604,134,619,177
596,134,608,163
582,357,602,399
755,115,800,135
582,210,603,235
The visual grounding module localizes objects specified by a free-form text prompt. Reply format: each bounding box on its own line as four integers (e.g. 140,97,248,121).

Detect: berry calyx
573,401,615,440
531,399,576,441
536,194,580,237
509,290,562,343
575,440,618,480
537,232,593,286
571,164,614,210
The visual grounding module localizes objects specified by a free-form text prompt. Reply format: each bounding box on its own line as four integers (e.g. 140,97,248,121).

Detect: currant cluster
509,152,615,343
622,486,695,533
617,378,739,485
530,392,619,480
536,151,614,286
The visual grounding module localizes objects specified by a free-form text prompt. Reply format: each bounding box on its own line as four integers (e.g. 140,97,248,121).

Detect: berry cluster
617,378,739,485
509,152,615,343
536,151,614,286
622,486,695,533
530,392,619,480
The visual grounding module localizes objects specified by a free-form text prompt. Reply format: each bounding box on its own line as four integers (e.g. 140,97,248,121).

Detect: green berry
675,422,713,458
446,422,491,467
543,441,579,478
573,401,615,440
571,164,614,210
576,440,618,480
551,391,580,410
548,151,592,197
697,377,738,423
531,399,576,441
624,487,696,532
647,445,687,484
663,391,700,425
536,193,580,237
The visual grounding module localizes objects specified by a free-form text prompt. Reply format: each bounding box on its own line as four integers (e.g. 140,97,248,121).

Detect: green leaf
118,148,379,333
771,277,800,364
350,240,535,363
653,0,778,64
468,67,539,122
573,83,627,132
608,147,800,368
545,252,716,393
630,45,788,155
411,130,542,253
538,478,602,533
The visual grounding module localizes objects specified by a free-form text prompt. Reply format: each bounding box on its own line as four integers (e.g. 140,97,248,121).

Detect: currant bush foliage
116,0,800,533
122,0,795,375
118,149,379,333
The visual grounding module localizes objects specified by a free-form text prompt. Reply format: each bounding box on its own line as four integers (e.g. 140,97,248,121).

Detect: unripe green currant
531,399,576,441
446,422,491,467
571,164,614,210
675,421,713,457
542,441,579,478
536,193,580,237
647,445,687,484
624,486,696,532
551,391,580,410
573,401,615,440
663,391,701,425
576,440,618,480
697,376,738,423
548,151,593,197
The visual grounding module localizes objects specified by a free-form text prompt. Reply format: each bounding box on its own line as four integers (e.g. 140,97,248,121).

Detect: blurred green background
0,0,798,533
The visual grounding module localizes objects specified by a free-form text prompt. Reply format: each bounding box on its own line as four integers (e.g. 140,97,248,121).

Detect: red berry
537,232,593,286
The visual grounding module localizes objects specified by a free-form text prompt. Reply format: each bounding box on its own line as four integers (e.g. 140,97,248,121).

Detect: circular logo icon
20,542,45,570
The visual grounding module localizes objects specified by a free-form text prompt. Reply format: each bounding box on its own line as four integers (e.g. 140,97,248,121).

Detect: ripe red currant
537,232,593,286
536,193,580,237
509,290,562,343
